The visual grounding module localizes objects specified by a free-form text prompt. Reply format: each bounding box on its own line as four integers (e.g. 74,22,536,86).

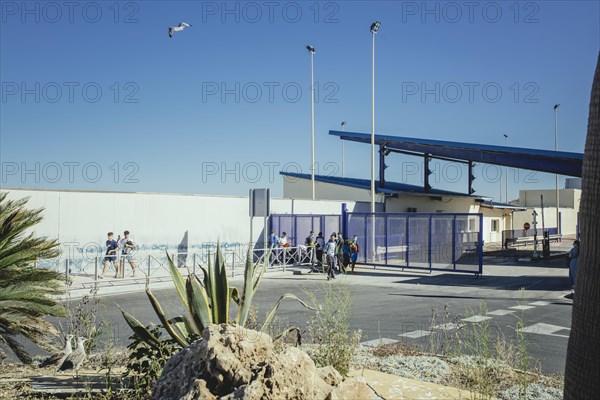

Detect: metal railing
58,246,318,291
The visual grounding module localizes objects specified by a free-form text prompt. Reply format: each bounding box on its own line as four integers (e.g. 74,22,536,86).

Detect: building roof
329,131,583,177
478,201,527,211
280,172,486,199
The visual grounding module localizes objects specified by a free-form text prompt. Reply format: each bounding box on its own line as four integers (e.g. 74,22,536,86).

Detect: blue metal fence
344,212,483,274
270,211,483,275
270,214,341,246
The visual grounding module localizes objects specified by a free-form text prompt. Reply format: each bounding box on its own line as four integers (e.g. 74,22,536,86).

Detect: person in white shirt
117,230,137,278
324,235,337,280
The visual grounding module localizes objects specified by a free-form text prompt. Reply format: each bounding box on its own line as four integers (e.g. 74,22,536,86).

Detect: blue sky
1,1,599,201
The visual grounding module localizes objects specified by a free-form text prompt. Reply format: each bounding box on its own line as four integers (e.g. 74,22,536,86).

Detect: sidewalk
59,253,571,301
349,368,493,399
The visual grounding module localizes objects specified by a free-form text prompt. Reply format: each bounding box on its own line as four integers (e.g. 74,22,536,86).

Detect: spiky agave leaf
145,288,189,348
119,306,162,349
186,273,213,332
213,242,229,324
237,247,256,326
261,293,316,333
165,253,189,311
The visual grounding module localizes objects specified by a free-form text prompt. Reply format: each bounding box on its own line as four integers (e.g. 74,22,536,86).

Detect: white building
281,172,524,244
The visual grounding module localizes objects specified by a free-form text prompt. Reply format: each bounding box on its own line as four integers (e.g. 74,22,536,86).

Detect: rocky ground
0,333,564,400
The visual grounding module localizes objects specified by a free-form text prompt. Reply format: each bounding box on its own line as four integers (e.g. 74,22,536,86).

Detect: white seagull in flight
169,22,192,38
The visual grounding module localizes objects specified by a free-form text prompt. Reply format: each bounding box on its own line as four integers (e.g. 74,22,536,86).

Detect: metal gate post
405,216,410,269
94,257,98,292
384,215,389,265
452,216,457,271
428,215,433,272
478,213,484,275
364,215,368,264
147,255,151,288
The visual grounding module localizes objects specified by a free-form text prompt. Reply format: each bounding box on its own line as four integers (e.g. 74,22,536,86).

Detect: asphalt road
89,263,573,375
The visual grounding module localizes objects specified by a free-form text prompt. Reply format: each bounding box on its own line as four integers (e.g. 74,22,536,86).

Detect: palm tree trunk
564,52,600,398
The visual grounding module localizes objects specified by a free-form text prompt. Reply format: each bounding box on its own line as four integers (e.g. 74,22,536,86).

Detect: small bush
304,281,361,376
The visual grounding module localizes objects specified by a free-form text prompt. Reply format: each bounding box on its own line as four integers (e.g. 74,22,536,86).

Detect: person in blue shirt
100,232,118,278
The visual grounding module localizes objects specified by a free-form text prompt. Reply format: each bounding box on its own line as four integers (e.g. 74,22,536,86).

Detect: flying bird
58,337,88,376
39,334,74,368
169,22,192,38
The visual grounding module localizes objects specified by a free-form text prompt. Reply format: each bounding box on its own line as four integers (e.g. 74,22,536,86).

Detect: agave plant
121,242,312,348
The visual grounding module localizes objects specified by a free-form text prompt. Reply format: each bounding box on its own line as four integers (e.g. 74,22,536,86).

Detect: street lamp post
370,21,380,262
341,121,346,177
554,104,560,233
504,134,508,203
370,21,380,215
307,44,316,200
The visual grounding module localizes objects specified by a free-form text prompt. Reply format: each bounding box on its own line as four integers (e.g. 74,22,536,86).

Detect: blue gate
269,211,483,275
270,214,341,246
345,212,483,275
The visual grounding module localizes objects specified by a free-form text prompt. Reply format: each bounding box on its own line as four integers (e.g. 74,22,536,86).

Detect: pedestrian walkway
348,369,492,399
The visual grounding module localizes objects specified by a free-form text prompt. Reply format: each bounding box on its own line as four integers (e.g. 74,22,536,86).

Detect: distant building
281,172,525,244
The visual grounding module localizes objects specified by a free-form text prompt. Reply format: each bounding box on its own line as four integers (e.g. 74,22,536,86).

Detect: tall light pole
370,21,380,214
341,121,346,177
307,44,316,200
504,133,508,203
370,21,380,262
554,104,560,233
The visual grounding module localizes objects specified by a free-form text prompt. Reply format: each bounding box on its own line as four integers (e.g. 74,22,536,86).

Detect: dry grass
371,341,423,358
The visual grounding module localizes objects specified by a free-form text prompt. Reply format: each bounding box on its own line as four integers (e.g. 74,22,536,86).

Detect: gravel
500,383,562,400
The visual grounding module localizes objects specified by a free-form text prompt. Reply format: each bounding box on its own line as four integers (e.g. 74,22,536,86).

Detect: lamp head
554,104,560,110
341,121,346,127
370,21,381,33
306,44,315,53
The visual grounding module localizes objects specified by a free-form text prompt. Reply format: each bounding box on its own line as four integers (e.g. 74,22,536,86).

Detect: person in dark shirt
100,232,118,278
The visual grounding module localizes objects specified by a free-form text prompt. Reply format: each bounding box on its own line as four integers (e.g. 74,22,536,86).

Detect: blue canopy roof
329,131,583,177
280,171,484,198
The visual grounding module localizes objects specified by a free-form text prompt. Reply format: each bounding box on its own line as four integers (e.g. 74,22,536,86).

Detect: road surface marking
462,315,492,323
517,323,570,338
510,305,536,311
361,338,398,347
529,301,551,306
488,309,515,316
433,323,462,331
399,330,432,339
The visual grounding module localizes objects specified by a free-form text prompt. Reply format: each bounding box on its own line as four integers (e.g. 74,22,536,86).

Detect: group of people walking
267,229,360,280
307,231,359,280
100,230,137,278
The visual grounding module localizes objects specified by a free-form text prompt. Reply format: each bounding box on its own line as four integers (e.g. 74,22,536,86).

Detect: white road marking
361,338,398,347
488,309,515,316
517,323,571,338
529,301,551,306
462,315,492,323
399,330,432,339
510,305,536,311
433,322,462,331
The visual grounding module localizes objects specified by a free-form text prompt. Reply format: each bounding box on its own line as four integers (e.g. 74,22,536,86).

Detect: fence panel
345,212,482,275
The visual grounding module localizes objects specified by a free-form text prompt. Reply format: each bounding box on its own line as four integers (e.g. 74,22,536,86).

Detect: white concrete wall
518,189,581,209
512,207,579,235
4,189,356,254
386,195,479,214
283,176,387,204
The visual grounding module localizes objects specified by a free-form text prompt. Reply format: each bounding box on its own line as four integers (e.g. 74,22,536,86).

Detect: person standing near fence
568,240,580,292
99,232,118,278
324,234,337,280
315,232,325,268
349,235,359,274
335,232,345,273
118,230,137,278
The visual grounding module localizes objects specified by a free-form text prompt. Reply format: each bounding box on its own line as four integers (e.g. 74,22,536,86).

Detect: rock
318,366,343,386
153,324,363,400
327,377,377,400
234,347,332,400
152,324,273,400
